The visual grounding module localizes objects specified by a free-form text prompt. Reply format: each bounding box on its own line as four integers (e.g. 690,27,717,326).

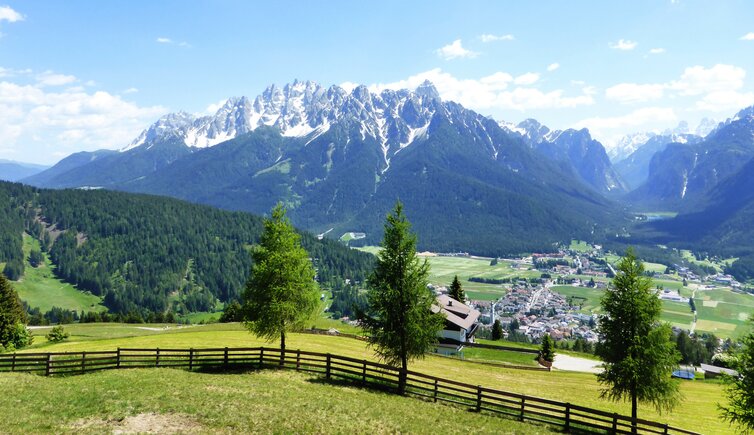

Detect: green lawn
15,322,730,434
0,368,555,434
550,285,605,314
12,233,104,313
568,239,592,253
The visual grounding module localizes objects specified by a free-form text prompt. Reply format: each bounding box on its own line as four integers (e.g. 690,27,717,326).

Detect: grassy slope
0,369,555,434
19,323,729,434
13,233,104,313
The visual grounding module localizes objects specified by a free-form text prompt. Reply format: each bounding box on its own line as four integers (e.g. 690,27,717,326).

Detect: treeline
0,181,375,316
468,276,542,285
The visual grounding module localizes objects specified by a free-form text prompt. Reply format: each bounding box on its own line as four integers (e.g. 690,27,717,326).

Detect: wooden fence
0,347,700,435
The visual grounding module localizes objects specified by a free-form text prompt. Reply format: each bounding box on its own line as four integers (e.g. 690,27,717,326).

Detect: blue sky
2,0,754,164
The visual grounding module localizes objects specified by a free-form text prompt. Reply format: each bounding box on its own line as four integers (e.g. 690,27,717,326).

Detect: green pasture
12,233,104,313
12,323,731,434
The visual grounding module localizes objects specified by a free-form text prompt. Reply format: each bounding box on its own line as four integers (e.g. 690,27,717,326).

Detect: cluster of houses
472,284,598,344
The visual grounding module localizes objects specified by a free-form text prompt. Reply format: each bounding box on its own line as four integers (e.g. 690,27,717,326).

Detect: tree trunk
631,381,638,435
280,329,286,367
399,354,407,395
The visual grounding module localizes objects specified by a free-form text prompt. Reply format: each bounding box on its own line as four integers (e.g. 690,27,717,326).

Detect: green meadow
12,234,104,313
9,322,732,434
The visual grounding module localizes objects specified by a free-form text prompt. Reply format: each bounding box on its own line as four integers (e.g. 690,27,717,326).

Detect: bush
46,325,69,343
1,323,34,352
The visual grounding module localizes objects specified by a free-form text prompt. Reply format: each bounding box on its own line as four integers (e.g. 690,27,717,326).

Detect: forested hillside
0,182,374,316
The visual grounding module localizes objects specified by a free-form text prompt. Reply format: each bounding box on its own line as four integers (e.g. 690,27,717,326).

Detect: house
432,294,481,355
700,363,738,379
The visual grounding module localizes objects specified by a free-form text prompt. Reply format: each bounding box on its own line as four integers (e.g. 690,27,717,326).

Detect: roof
700,363,738,377
432,294,481,331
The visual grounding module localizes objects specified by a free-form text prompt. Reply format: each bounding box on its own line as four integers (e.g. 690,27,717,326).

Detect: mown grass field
551,283,754,339
0,369,555,434
358,246,541,301
12,234,104,313
14,322,732,434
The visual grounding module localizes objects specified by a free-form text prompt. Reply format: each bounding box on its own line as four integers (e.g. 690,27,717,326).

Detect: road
552,354,603,373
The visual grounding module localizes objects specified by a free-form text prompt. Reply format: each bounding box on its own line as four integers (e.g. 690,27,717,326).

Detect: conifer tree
540,333,555,363
0,273,31,351
448,275,465,303
491,319,503,341
596,248,681,433
241,204,319,365
358,202,444,394
720,317,754,433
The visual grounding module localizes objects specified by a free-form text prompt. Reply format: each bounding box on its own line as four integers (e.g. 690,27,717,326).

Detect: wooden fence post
663,424,669,435
156,348,160,367
189,348,194,370
476,385,482,412
296,350,301,370
520,396,526,421
326,353,331,380
259,347,264,369
224,347,229,369
564,403,571,432
81,351,87,374
433,379,439,403
612,413,618,433
45,354,52,376
11,354,16,372
362,360,367,385
117,348,121,369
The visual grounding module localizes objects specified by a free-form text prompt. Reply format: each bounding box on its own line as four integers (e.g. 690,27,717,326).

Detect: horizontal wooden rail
0,347,700,435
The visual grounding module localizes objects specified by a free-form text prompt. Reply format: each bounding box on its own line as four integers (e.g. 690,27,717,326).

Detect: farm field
357,246,540,301
13,323,730,434
12,233,104,313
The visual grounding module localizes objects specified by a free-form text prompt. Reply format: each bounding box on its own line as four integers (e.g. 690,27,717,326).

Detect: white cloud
694,90,754,112
649,48,666,54
0,77,166,163
670,64,746,96
36,71,77,87
123,87,139,94
740,32,754,41
547,63,560,72
606,83,665,103
368,68,594,111
605,64,751,111
513,72,540,86
609,39,637,51
480,34,514,43
204,99,227,115
575,107,678,146
156,37,172,44
0,6,23,22
435,40,479,60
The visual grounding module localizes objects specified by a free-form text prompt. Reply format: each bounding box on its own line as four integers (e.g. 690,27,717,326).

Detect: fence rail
0,347,699,435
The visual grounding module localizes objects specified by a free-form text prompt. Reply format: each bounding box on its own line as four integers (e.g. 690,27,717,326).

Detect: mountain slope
0,181,374,315
627,107,754,210
26,81,628,255
505,119,627,194
614,133,702,190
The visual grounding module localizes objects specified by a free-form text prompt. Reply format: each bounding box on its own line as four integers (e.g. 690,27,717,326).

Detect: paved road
552,354,603,373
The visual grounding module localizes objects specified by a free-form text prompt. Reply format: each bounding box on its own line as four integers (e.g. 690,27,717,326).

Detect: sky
2,0,754,165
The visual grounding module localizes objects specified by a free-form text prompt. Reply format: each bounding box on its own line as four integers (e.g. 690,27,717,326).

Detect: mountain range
0,160,49,182
23,80,626,255
21,79,754,268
